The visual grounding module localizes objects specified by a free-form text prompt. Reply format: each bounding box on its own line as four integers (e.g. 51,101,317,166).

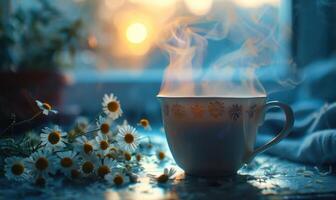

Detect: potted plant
0,0,85,130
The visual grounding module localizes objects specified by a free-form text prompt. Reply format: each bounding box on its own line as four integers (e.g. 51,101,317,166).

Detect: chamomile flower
156,150,166,161
35,100,58,115
105,146,119,160
40,125,67,150
138,118,152,131
115,120,129,137
95,133,110,155
117,125,140,152
157,168,176,183
76,136,96,155
74,116,89,134
32,173,50,187
96,116,112,136
79,154,100,176
26,149,56,177
135,153,142,162
105,170,129,186
70,169,81,180
102,93,122,120
96,158,116,178
56,151,79,177
123,151,132,162
4,156,30,182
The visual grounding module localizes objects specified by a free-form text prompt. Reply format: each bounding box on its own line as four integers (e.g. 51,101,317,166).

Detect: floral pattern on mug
171,104,186,119
208,101,225,119
229,104,242,121
190,104,205,119
246,104,257,119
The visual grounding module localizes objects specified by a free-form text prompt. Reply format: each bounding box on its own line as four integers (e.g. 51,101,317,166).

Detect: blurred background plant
0,0,84,71
0,0,89,130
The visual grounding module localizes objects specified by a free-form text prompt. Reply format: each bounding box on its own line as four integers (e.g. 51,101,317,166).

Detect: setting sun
126,23,148,44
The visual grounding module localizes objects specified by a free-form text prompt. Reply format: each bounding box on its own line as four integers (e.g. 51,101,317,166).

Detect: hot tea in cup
158,95,294,176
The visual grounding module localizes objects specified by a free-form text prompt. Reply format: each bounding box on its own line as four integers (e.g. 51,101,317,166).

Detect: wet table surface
1,133,336,200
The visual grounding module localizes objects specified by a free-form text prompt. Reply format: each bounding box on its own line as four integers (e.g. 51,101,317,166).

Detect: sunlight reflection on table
101,134,336,200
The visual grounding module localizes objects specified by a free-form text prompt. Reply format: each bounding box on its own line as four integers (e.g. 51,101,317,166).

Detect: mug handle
245,101,294,163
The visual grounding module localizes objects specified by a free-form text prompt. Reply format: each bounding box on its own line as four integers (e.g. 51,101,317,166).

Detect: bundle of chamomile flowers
2,93,175,187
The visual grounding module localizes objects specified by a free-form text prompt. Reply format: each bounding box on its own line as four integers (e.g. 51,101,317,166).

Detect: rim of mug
157,95,267,99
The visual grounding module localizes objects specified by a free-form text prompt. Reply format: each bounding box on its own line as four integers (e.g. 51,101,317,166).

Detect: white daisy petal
75,136,96,156
96,116,113,137
168,168,176,178
96,158,117,178
26,149,56,178
35,100,43,107
105,169,129,186
117,125,140,152
94,133,111,155
79,154,100,177
35,100,58,115
101,93,123,120
40,125,68,150
4,156,30,182
56,151,79,178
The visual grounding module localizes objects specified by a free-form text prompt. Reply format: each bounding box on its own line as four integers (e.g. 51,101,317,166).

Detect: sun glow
111,9,157,57
184,0,213,16
126,23,148,44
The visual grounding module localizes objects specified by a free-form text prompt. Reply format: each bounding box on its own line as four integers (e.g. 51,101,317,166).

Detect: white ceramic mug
158,96,294,176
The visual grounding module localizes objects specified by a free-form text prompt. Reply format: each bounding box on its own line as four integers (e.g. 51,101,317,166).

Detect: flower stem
73,112,103,138
32,141,43,153
0,111,42,136
15,111,42,126
76,128,100,138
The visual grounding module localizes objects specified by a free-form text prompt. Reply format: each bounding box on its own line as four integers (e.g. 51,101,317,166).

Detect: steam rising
158,2,297,97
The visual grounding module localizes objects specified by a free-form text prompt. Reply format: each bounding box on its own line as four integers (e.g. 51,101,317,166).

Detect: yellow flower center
11,163,24,175
124,133,134,144
71,169,80,179
60,157,73,168
35,157,49,171
113,175,124,185
158,151,165,160
48,131,61,145
140,119,149,127
82,161,94,174
100,141,109,150
124,152,131,161
157,174,168,183
136,154,141,162
35,176,46,186
42,103,51,110
100,123,110,134
97,165,110,177
107,101,119,112
83,143,93,154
